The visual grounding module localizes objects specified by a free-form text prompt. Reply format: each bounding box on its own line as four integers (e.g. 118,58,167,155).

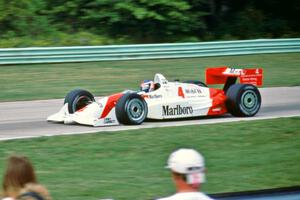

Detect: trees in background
0,0,299,46
0,0,52,37
81,0,207,42
43,0,208,42
209,0,300,39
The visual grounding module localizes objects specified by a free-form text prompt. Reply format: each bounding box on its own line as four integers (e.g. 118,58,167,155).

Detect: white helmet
166,148,206,184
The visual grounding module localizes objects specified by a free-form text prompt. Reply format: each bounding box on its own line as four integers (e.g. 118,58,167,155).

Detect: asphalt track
0,87,300,141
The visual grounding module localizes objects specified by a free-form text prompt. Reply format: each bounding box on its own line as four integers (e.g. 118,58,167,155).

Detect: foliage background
0,0,299,47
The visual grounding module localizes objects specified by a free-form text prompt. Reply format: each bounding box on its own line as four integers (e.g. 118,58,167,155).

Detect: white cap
166,148,205,174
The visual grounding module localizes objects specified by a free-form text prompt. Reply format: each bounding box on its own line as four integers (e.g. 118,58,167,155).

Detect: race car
47,67,263,126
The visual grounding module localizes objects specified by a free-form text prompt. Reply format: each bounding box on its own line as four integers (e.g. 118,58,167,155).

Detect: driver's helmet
140,80,155,93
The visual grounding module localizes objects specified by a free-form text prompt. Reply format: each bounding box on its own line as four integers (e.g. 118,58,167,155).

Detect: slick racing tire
226,84,261,117
64,89,95,114
116,93,148,125
184,80,208,87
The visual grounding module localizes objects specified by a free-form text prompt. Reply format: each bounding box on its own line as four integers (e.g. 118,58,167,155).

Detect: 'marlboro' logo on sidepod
162,105,193,116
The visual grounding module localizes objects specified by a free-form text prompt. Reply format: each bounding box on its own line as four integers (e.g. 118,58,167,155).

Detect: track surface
1,87,300,141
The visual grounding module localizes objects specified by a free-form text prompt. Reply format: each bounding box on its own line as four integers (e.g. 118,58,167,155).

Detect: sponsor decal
178,87,185,98
149,94,163,99
162,105,193,116
255,68,260,74
223,68,245,75
104,118,116,124
185,88,202,94
212,107,222,112
161,79,168,84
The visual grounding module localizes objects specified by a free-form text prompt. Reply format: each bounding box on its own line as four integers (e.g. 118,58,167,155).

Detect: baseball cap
166,148,205,174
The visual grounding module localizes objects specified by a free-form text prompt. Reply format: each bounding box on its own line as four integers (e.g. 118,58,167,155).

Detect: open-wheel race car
47,67,263,126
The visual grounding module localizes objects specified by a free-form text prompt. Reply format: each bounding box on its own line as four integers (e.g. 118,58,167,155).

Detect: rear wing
206,67,263,89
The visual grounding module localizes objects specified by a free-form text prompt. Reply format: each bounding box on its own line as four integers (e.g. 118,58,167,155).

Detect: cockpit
140,73,167,93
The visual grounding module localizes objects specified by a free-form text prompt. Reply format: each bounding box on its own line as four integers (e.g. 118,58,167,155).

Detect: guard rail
0,38,299,64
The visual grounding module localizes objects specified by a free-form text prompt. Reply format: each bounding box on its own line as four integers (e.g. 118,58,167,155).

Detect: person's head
2,155,37,198
166,148,206,191
140,80,155,93
16,183,51,200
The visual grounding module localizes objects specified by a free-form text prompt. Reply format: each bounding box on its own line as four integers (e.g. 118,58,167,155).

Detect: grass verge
0,53,299,102
0,117,299,200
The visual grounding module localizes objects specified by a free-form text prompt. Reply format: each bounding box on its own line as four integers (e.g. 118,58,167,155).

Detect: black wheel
226,84,261,117
184,80,208,87
115,93,148,125
64,89,95,114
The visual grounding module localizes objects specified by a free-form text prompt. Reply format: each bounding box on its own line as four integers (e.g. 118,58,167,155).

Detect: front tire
226,84,261,117
115,93,148,125
64,89,95,114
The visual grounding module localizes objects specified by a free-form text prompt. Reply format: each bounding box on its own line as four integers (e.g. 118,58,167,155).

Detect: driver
140,80,155,93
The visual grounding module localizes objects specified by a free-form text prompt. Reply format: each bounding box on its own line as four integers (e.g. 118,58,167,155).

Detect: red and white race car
47,67,263,126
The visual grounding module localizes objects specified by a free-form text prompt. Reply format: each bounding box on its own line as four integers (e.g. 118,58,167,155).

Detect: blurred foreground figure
2,155,50,200
16,183,52,200
156,148,214,200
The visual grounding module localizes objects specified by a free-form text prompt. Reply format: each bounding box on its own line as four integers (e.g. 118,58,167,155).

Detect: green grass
0,53,299,102
0,117,300,200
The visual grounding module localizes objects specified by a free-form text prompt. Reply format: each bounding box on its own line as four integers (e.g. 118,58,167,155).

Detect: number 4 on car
47,67,263,126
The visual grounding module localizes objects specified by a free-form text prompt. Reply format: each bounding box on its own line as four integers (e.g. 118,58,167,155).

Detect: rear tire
64,89,95,113
226,84,261,117
115,93,148,125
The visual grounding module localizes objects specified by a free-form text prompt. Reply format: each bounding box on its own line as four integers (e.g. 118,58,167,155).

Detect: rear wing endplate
206,67,263,86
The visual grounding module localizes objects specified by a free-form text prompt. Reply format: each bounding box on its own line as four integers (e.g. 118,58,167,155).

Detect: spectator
156,148,214,200
16,183,52,200
1,155,37,200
